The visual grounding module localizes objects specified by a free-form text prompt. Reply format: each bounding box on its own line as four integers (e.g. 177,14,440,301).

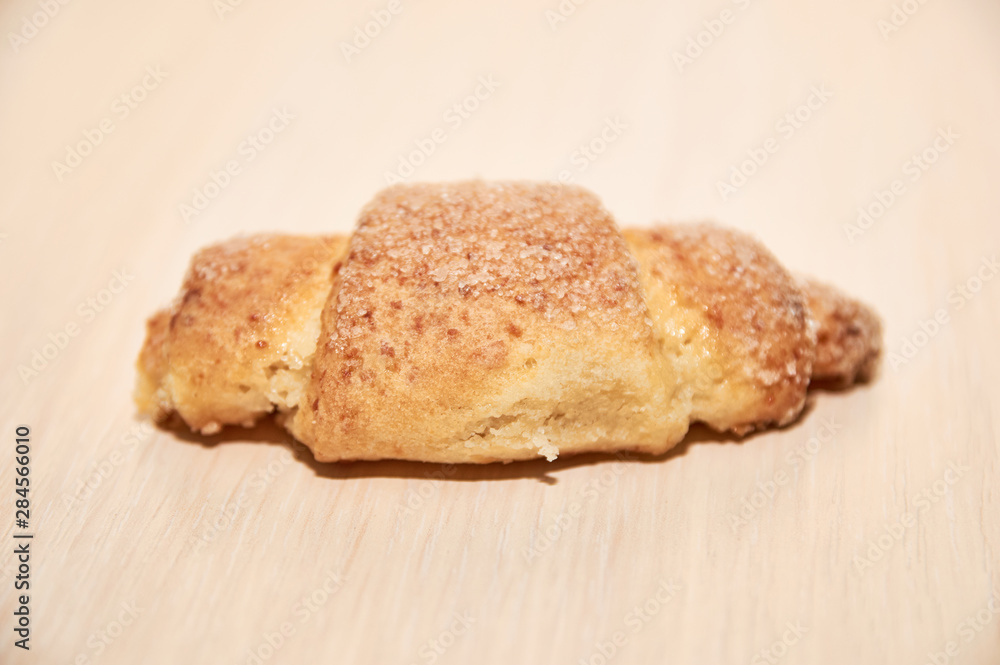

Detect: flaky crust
135,182,882,463
291,182,679,462
800,277,882,386
624,224,815,435
135,234,348,434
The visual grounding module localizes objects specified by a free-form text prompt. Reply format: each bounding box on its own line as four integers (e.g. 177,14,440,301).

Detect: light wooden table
2,0,998,663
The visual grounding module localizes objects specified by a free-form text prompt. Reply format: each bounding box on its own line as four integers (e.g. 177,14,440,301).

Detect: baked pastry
136,181,881,463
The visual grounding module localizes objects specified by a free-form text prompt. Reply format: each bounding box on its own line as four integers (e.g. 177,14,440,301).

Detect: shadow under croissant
145,379,886,484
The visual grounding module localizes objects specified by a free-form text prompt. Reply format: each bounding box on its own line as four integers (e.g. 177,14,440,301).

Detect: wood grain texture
1,0,998,663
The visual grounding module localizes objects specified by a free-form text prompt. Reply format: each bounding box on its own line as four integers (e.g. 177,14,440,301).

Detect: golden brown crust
134,308,171,418
135,182,882,463
135,234,348,433
291,181,679,462
800,277,882,385
624,224,814,434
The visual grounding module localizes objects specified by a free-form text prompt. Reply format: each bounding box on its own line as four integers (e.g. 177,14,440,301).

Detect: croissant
136,181,881,463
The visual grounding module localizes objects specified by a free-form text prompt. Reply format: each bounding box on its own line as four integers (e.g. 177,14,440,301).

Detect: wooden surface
2,0,999,663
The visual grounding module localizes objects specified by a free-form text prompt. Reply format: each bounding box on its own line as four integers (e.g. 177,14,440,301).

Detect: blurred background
3,0,998,298
1,0,999,663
